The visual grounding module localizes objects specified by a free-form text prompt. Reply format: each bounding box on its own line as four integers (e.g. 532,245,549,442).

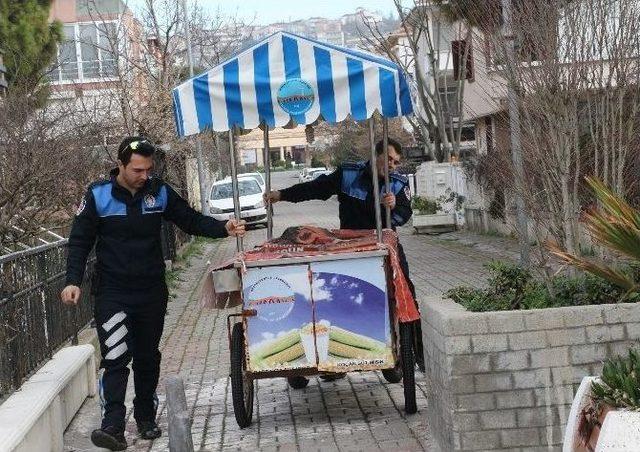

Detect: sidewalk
64,225,519,451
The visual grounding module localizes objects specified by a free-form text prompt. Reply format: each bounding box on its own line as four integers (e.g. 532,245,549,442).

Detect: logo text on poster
247,276,296,322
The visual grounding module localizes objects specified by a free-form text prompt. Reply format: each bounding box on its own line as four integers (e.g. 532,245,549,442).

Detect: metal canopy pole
263,124,273,240
228,128,243,252
368,119,383,242
382,118,391,229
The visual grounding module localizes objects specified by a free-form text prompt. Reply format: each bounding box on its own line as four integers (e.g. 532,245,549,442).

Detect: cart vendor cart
171,31,420,428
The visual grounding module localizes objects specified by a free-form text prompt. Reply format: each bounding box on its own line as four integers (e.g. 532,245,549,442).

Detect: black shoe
319,373,346,382
91,426,127,451
137,420,162,440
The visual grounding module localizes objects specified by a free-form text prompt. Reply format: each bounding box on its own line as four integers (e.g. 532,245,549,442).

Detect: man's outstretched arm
265,168,342,204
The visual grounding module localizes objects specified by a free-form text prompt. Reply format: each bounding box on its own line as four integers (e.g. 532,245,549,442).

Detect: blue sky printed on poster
311,257,390,344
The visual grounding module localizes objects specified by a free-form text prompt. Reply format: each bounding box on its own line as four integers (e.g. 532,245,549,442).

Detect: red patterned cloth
201,226,420,323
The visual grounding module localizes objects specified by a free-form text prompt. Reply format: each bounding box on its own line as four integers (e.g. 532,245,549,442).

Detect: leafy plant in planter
575,349,640,449
411,196,440,214
445,261,626,312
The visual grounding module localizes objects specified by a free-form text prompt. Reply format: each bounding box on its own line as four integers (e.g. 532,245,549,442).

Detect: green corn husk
329,326,387,352
328,340,376,359
263,342,305,365
251,329,301,360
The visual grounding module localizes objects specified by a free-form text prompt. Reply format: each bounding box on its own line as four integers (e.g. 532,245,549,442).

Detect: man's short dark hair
118,136,156,166
375,138,403,157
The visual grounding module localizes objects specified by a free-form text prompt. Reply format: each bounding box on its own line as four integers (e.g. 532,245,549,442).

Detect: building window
50,21,118,83
485,117,494,153
452,40,474,81
438,86,460,117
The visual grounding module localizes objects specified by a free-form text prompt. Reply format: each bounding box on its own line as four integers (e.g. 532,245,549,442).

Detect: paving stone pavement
64,172,520,452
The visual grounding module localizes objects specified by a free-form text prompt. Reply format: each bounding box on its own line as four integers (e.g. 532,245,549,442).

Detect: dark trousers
94,282,168,430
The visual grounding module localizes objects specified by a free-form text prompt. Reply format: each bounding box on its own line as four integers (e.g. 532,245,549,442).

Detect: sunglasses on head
127,140,156,153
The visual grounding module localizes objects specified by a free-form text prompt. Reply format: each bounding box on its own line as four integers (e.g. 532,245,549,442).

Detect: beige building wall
237,125,310,167
461,32,507,122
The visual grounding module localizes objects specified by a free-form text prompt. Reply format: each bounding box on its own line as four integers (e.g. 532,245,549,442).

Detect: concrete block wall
420,297,640,451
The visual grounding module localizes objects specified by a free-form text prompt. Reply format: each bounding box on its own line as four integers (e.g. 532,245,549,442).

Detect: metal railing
0,222,187,399
160,220,190,262
0,240,95,398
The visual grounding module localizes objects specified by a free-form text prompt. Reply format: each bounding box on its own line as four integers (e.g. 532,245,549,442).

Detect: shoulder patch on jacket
142,185,168,214
381,173,411,195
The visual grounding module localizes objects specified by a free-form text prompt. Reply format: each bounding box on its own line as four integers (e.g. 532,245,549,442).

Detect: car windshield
210,179,261,200
240,174,264,186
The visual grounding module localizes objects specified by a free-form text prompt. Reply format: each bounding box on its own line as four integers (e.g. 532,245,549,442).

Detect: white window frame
51,20,121,85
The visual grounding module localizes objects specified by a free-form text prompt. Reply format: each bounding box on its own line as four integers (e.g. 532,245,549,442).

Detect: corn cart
171,31,420,428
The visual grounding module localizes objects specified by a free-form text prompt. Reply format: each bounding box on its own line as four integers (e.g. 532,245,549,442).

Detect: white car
239,172,265,192
208,178,267,226
298,167,328,183
309,169,332,180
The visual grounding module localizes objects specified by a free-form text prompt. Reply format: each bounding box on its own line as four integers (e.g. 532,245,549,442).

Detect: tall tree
0,0,62,101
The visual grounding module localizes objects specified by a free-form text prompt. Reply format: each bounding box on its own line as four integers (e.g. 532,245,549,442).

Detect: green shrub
445,261,629,312
591,348,640,410
412,196,440,214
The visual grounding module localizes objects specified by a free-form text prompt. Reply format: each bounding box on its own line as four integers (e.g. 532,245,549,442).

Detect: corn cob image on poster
310,256,393,372
242,265,315,372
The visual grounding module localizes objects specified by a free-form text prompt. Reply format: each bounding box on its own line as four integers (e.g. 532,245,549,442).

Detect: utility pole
181,0,208,213
501,0,530,267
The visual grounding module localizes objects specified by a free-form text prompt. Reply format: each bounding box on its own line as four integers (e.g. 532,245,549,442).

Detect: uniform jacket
280,161,412,230
66,170,228,289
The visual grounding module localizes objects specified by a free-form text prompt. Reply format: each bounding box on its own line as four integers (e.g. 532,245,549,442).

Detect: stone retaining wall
420,297,640,451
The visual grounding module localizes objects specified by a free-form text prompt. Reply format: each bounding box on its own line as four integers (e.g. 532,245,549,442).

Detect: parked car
309,169,333,180
298,166,328,183
238,172,265,192
208,178,267,226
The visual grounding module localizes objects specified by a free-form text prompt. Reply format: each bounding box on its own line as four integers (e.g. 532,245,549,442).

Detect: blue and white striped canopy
171,31,413,137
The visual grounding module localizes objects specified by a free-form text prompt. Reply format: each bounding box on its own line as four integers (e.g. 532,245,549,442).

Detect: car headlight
210,207,223,214
254,200,265,209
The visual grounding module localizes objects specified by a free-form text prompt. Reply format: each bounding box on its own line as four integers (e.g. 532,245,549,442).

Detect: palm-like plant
591,348,640,410
549,176,640,293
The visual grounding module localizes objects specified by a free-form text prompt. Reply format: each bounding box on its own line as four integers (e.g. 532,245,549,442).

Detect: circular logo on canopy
277,78,314,115
247,276,295,322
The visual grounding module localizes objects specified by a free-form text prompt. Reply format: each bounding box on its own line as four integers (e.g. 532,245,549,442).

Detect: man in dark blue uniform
61,137,245,451
265,138,424,371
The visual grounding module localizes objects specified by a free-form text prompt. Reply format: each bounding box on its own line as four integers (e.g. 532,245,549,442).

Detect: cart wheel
231,322,254,428
382,364,402,383
400,322,417,414
287,376,309,389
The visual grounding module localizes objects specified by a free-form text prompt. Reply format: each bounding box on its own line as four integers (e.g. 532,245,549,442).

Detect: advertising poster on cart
242,265,315,372
310,257,392,372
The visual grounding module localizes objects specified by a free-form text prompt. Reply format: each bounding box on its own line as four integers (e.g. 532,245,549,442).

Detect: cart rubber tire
231,322,254,428
400,322,417,414
382,365,402,383
287,376,309,389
